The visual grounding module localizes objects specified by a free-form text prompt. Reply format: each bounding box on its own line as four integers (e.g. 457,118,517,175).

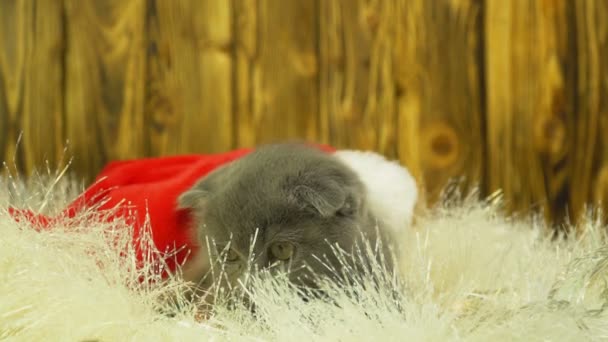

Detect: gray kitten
177,143,393,295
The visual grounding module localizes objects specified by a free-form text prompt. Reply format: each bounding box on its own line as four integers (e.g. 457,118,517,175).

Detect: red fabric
8,144,336,276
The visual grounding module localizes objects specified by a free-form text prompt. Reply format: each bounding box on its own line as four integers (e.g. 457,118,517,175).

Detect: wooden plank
485,1,575,223
234,0,319,147
574,1,608,224
232,0,257,147
536,1,576,225
21,0,66,174
0,0,26,168
394,0,485,205
0,0,65,174
63,0,147,180
146,0,233,156
318,0,383,152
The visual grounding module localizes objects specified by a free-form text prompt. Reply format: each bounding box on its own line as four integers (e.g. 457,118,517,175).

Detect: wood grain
395,0,485,204
318,0,379,151
0,0,65,174
235,0,319,147
574,0,608,224
0,0,27,170
534,1,575,225
63,0,147,180
232,0,257,147
146,0,234,156
485,1,575,223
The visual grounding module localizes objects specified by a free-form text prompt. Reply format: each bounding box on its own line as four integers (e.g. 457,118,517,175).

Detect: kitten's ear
177,187,210,210
291,180,346,217
178,164,233,210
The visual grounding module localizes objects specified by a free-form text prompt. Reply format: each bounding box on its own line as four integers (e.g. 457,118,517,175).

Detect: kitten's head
178,144,383,290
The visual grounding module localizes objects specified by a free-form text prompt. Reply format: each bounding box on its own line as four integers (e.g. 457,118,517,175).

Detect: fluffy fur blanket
1,151,608,341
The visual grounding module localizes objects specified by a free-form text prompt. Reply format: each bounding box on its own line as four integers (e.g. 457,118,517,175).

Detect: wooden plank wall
0,0,607,226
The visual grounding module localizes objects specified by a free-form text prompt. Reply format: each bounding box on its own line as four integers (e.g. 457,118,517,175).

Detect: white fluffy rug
2,168,608,341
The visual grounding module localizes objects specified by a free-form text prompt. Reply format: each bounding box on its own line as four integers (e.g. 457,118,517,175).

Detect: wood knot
534,115,566,159
422,122,459,169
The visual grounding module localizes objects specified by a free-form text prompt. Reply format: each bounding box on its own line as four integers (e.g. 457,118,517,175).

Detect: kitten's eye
225,248,240,262
269,242,295,261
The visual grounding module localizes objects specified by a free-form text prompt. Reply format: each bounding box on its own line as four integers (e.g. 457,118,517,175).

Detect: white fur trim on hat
335,150,418,234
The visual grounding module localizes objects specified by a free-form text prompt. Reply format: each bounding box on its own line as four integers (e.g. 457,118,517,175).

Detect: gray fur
178,143,393,291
